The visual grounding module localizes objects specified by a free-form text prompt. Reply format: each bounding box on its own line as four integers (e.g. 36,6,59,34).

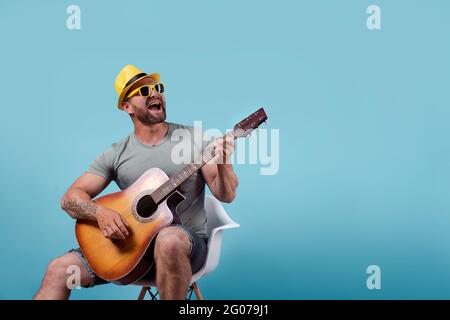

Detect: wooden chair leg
139,284,203,300
138,286,148,300
191,282,204,300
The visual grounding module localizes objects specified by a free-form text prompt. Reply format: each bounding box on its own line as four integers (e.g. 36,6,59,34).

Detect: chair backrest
186,194,239,281
204,194,240,237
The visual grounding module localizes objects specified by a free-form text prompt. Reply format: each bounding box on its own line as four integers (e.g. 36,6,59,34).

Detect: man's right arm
60,172,108,221
61,172,129,239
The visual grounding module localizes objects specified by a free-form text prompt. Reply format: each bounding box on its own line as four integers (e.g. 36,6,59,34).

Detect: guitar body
75,167,185,285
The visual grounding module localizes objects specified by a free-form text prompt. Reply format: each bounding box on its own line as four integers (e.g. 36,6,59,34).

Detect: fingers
112,227,125,239
97,209,130,240
225,134,235,146
216,135,235,148
104,226,114,238
107,220,125,239
120,214,129,228
114,216,129,238
103,220,127,239
214,136,235,164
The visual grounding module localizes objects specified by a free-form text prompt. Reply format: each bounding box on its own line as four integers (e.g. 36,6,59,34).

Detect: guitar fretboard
151,142,217,204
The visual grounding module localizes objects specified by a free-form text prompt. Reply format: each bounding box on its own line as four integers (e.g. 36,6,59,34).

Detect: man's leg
33,252,93,300
154,226,192,300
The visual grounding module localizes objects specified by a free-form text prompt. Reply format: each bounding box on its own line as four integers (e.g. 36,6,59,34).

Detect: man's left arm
201,134,239,203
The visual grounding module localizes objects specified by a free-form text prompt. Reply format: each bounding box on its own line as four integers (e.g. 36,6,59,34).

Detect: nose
151,89,159,98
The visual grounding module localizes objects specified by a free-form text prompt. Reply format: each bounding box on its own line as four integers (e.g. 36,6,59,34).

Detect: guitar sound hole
136,195,158,219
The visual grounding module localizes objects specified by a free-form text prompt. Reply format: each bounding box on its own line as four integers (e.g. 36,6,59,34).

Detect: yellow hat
114,64,160,109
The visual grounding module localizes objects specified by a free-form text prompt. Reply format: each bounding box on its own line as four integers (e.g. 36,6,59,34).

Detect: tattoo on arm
63,200,97,220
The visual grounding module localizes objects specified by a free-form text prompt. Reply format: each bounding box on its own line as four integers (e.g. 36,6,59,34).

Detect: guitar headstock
232,107,268,139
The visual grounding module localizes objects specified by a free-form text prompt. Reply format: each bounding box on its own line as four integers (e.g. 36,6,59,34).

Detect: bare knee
43,253,90,288
154,227,191,266
44,256,71,286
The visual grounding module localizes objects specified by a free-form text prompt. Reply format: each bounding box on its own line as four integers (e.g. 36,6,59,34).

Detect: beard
136,106,166,124
135,98,167,125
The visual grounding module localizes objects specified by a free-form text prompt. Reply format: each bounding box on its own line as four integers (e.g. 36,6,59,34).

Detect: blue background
1,0,450,299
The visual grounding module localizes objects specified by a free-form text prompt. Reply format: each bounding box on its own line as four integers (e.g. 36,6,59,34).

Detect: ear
122,101,134,114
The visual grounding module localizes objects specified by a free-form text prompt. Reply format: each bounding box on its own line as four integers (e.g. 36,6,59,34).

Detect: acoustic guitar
75,108,268,285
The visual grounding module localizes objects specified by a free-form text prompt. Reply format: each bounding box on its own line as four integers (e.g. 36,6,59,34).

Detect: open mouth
147,100,162,111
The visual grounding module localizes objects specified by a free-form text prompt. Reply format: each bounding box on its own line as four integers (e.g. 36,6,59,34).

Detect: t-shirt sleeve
86,146,116,181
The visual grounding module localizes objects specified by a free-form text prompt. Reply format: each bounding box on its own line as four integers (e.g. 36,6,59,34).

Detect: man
34,64,238,300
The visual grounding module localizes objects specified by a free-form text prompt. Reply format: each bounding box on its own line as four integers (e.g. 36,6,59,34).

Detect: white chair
137,194,240,300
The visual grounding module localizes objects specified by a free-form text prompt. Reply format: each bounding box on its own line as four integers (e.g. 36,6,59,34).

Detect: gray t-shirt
87,122,212,239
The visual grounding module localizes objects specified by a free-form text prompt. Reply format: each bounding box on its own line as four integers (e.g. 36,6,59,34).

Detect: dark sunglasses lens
156,83,164,93
139,86,150,96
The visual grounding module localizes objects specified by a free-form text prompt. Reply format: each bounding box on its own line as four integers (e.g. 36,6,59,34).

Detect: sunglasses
126,83,165,99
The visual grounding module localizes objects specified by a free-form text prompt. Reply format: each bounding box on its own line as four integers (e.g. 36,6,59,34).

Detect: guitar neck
150,134,235,204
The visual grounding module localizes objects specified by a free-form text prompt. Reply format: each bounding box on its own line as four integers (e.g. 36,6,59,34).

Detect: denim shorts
69,225,208,288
